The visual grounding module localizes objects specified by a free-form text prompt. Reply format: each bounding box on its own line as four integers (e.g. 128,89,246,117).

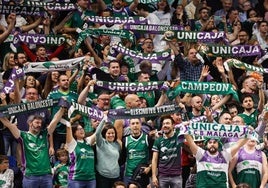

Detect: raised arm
230,138,248,157
129,0,139,13
47,107,65,135
0,13,15,44
78,80,96,105
0,117,20,139
184,134,199,156
21,17,42,33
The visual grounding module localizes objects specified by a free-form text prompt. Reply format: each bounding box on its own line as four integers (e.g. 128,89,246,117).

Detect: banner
167,81,239,101
123,24,182,34
224,58,268,73
76,28,135,50
0,4,45,17
95,80,164,92
68,102,104,121
23,56,84,73
85,16,148,25
139,0,159,3
187,122,258,140
2,68,24,94
111,43,172,61
108,104,180,119
203,45,261,57
163,30,226,43
25,1,77,10
13,34,66,46
0,99,59,118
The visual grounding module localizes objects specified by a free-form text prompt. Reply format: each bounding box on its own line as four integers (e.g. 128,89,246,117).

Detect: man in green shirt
0,107,65,188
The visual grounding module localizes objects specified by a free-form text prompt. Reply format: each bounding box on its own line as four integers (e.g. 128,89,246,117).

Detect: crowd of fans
1,0,268,187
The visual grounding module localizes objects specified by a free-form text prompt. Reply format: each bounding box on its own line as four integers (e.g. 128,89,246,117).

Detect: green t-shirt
47,90,78,134
20,130,51,176
65,10,96,29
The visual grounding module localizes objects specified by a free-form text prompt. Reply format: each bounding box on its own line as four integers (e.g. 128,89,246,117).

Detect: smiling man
184,132,249,188
152,115,183,188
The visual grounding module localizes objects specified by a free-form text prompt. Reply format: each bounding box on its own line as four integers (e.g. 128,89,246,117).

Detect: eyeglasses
77,127,84,131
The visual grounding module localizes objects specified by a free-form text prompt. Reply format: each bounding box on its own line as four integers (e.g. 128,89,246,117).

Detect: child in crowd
0,155,14,188
53,148,69,188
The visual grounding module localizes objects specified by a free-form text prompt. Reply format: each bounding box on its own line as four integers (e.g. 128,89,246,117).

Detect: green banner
167,81,239,101
76,28,135,50
224,59,268,73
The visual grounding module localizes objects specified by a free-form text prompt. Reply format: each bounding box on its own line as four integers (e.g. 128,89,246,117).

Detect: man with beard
152,115,183,188
184,134,249,188
122,118,153,187
238,94,262,129
0,107,65,188
194,7,211,31
239,75,265,110
47,74,80,152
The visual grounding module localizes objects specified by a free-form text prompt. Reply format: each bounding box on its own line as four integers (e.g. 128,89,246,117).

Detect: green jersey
196,147,232,188
125,133,149,177
152,132,182,176
53,163,69,187
68,141,95,181
47,90,78,134
65,10,96,29
238,109,258,128
20,130,51,176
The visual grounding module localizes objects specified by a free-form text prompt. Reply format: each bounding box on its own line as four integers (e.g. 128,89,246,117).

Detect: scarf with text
123,24,182,34
224,58,268,73
163,30,227,43
0,4,45,17
111,43,172,61
139,0,159,4
76,28,135,50
23,56,84,73
24,1,77,11
95,80,164,92
187,122,258,140
0,99,59,118
201,45,262,57
167,81,239,101
13,33,66,47
2,68,24,94
68,102,181,120
85,15,148,25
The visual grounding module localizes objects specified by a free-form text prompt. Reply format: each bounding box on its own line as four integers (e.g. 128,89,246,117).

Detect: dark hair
137,3,149,11
157,0,170,14
102,8,113,16
128,181,142,188
226,7,239,19
0,155,8,164
113,181,126,188
240,94,254,103
71,122,85,140
199,7,209,13
101,122,117,142
160,115,174,125
108,60,120,68
246,8,259,19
